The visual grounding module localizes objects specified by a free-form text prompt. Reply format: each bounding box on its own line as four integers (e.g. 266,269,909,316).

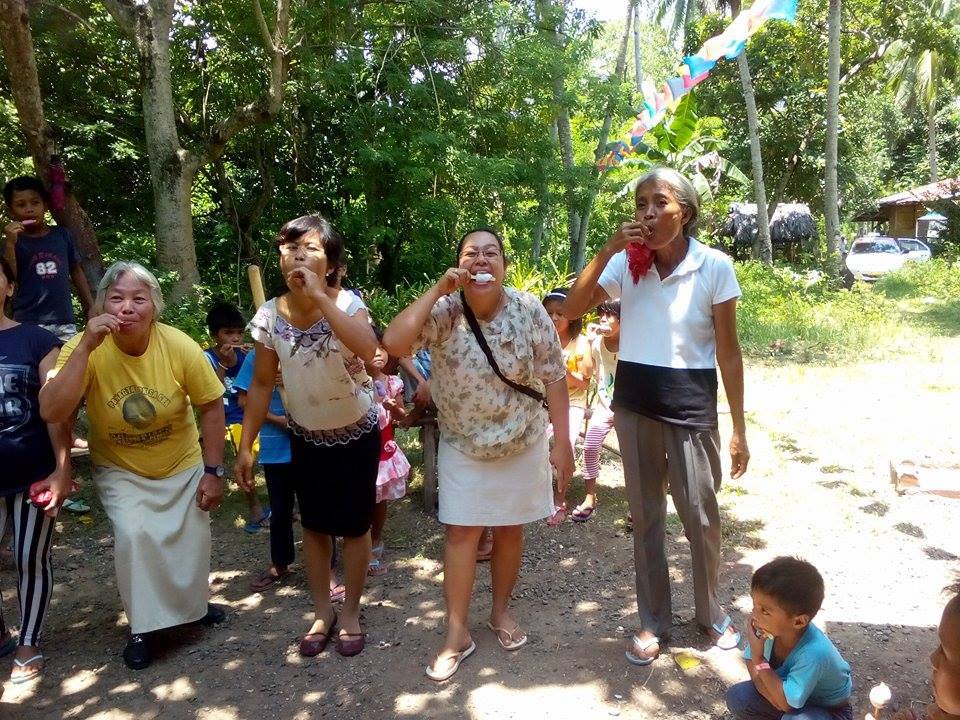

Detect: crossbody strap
459,291,548,409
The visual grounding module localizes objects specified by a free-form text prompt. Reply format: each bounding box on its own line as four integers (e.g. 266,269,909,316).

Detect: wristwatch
204,464,225,478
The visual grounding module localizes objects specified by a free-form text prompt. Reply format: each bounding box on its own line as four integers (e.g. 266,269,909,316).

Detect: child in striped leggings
0,255,73,684
572,300,620,522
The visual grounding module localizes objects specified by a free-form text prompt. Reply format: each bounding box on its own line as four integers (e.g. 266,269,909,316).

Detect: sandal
425,641,476,682
244,508,272,534
486,621,527,651
11,653,44,684
625,635,661,666
702,616,741,651
299,613,337,657
329,583,346,603
368,544,388,576
571,504,595,522
546,503,567,527
249,567,290,592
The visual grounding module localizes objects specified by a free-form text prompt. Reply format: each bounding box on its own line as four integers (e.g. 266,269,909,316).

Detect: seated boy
3,176,93,340
890,588,960,720
204,301,268,533
726,556,853,720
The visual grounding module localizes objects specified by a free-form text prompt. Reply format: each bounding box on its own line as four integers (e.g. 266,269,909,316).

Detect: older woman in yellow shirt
41,261,227,671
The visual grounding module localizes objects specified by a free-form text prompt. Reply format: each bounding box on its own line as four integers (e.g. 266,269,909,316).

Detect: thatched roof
721,203,816,245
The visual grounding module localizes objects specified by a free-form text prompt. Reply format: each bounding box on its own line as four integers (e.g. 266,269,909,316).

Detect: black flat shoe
197,603,227,626
123,633,150,670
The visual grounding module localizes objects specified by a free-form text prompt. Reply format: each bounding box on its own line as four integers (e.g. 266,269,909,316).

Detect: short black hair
752,556,825,618
597,299,621,318
206,300,245,335
276,213,345,286
456,227,506,258
543,287,582,337
4,176,48,206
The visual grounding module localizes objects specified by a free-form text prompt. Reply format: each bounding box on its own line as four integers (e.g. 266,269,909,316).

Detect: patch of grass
736,261,904,362
875,261,960,336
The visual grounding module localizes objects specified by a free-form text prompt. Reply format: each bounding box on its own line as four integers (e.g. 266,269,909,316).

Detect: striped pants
582,406,616,480
0,492,55,646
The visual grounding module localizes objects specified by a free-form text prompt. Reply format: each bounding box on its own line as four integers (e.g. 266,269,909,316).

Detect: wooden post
247,264,267,309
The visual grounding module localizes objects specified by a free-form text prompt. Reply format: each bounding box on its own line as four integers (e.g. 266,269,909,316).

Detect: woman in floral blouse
236,214,380,660
385,228,574,681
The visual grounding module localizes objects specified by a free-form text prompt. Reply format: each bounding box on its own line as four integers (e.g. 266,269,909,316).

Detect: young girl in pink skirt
366,329,410,575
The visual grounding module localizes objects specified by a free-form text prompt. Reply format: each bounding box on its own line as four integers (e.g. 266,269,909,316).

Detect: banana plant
618,93,750,202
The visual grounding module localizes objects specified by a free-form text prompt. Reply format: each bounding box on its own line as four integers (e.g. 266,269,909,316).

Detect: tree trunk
737,52,772,265
103,0,291,300
0,0,103,288
536,0,582,273
574,1,633,271
632,0,643,91
927,102,939,183
824,0,842,259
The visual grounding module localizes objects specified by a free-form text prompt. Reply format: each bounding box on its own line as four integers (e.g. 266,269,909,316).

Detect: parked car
896,237,932,262
845,236,910,281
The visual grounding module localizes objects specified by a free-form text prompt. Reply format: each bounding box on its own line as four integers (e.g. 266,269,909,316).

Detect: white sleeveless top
249,291,377,446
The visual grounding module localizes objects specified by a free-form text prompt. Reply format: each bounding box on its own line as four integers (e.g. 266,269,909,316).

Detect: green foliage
874,258,960,300
736,261,902,361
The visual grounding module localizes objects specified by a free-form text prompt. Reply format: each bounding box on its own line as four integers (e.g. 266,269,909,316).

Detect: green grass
735,261,905,362
874,260,960,336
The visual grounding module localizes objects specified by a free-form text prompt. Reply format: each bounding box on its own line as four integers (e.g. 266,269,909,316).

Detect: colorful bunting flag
598,0,797,171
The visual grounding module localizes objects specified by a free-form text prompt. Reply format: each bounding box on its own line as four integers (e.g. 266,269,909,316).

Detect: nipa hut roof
721,203,816,246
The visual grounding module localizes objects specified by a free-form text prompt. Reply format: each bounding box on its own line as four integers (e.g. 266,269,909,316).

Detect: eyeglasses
278,241,324,255
459,248,502,261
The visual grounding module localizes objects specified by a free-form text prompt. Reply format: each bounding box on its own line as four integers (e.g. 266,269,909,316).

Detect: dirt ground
2,337,959,720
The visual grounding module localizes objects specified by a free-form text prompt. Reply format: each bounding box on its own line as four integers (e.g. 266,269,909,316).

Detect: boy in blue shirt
3,176,93,340
727,557,853,720
204,301,268,533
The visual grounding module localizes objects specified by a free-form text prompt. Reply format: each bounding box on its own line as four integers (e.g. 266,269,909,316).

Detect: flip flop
425,641,476,682
62,497,91,514
486,621,527,651
11,654,44,684
703,616,742,651
625,635,661,666
249,567,290,592
546,504,567,527
476,528,494,562
571,505,595,522
329,583,346,603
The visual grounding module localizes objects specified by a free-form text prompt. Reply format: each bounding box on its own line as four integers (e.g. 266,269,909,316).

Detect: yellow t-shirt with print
55,323,224,478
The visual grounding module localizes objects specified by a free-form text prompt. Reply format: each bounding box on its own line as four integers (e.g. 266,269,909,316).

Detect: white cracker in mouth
471,272,494,282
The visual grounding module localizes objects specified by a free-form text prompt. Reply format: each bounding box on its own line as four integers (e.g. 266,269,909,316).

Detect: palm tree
886,0,959,184
653,0,772,264
824,0,842,258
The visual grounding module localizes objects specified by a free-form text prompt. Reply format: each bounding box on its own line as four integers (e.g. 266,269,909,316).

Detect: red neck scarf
627,242,655,283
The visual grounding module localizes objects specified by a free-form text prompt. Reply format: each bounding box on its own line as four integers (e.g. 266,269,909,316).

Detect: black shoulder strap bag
459,291,548,409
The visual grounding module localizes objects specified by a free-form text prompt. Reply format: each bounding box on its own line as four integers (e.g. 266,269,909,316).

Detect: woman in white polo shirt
564,167,749,667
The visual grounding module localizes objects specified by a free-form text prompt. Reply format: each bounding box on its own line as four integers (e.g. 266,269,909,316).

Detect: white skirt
438,433,553,526
94,463,211,633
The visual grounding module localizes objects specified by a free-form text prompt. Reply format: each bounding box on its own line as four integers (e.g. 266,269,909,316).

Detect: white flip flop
425,641,476,682
11,654,44,684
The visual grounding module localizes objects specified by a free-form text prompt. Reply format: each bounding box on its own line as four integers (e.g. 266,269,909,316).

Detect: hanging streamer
598,0,798,171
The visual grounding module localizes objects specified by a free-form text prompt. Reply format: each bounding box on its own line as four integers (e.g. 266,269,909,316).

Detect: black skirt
289,425,380,537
